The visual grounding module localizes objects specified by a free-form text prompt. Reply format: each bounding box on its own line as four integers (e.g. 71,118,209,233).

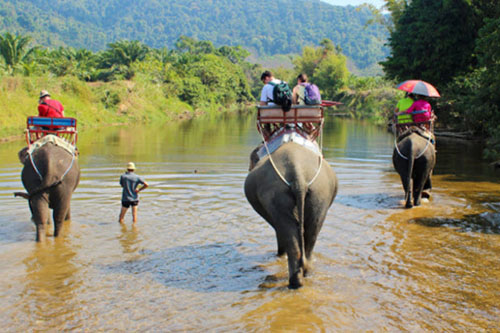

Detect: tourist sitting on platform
259,71,282,106
259,71,283,136
38,90,64,118
394,92,415,115
405,95,432,123
292,73,308,105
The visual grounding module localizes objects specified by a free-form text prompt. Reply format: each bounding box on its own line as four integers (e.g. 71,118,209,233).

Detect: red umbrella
396,80,440,97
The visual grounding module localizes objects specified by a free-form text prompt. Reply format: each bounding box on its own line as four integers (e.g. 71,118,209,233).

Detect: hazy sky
321,0,385,7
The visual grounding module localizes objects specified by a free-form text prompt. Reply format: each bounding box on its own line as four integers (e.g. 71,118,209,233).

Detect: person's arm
292,86,298,104
135,181,149,193
38,104,46,117
260,85,269,106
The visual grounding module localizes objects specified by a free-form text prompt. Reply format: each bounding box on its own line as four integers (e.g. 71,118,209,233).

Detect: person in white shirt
260,70,282,106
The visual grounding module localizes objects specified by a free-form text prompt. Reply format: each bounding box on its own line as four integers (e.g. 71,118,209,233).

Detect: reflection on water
0,113,500,331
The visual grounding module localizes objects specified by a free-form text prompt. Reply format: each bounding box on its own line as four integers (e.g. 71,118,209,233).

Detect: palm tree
0,33,35,75
100,40,149,68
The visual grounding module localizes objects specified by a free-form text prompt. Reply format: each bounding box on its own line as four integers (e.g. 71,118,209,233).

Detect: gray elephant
244,142,338,289
393,128,435,208
15,141,80,242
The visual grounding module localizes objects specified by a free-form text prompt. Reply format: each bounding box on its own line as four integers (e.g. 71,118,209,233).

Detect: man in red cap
37,90,64,118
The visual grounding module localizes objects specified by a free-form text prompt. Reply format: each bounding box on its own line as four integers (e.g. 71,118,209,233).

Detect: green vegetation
379,0,500,159
0,36,256,139
0,0,387,74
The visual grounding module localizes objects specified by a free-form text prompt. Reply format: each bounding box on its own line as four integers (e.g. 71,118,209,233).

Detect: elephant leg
53,200,70,237
302,211,327,275
413,168,432,206
274,221,304,289
423,173,432,190
31,198,49,242
275,231,287,257
400,174,413,208
248,197,285,255
65,207,71,221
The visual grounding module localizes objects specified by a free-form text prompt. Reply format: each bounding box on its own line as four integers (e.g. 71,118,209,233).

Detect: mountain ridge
0,0,388,71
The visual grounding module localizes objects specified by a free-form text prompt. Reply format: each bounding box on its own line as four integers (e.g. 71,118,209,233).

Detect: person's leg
119,206,128,224
131,205,138,224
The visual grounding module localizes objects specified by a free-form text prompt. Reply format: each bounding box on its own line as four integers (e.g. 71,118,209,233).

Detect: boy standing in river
119,162,148,225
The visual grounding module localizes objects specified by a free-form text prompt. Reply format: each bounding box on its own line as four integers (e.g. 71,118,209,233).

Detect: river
0,112,499,331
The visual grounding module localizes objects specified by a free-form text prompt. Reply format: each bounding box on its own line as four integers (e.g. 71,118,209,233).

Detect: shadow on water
101,242,276,293
336,193,402,210
410,212,500,234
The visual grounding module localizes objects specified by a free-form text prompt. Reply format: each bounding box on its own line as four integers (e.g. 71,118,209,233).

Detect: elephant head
244,142,338,288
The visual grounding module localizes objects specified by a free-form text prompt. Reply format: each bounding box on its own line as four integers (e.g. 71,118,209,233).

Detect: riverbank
0,75,252,141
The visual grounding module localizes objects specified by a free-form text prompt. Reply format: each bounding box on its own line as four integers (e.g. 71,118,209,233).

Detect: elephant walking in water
244,142,338,288
393,129,436,208
16,141,80,242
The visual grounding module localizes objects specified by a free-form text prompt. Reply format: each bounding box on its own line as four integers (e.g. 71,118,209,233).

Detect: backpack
269,81,292,112
303,83,321,105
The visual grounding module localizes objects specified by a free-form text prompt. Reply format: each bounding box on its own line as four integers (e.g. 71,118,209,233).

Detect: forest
0,0,387,73
377,0,500,158
0,0,499,159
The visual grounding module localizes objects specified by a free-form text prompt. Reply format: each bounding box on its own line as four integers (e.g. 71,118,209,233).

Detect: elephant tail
14,192,30,199
405,141,416,203
291,180,307,269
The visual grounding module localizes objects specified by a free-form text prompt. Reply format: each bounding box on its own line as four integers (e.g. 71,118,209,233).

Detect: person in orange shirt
38,90,64,118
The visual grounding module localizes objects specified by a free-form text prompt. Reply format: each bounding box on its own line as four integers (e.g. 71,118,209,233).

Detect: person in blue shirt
119,162,148,225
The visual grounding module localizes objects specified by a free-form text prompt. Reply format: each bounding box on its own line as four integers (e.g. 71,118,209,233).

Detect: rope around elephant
394,134,432,160
259,129,323,187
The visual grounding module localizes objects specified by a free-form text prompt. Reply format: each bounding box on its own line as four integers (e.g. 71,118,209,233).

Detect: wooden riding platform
394,113,434,136
26,116,78,147
257,105,324,141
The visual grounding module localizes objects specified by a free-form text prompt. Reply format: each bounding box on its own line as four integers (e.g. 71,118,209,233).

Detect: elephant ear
18,147,29,164
249,145,261,171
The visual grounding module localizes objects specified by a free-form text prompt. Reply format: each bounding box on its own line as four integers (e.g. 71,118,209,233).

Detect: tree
361,0,410,33
0,32,36,75
100,40,150,68
381,0,477,88
293,39,349,99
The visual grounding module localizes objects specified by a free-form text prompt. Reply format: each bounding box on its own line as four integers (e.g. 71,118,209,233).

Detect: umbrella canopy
396,80,440,97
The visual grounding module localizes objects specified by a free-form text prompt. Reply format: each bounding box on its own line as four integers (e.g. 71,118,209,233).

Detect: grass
0,75,224,140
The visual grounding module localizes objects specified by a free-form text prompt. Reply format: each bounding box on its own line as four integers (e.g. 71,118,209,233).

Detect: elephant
393,128,436,208
15,141,80,242
244,142,338,289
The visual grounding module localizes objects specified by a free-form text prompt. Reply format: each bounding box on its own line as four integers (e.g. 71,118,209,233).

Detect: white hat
126,162,136,170
39,90,50,99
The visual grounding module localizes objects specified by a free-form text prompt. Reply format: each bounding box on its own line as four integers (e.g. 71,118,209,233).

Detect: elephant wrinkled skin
244,142,338,288
17,142,80,242
393,130,436,208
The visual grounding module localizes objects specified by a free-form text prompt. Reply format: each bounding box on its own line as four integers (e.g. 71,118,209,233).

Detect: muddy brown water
1,113,499,331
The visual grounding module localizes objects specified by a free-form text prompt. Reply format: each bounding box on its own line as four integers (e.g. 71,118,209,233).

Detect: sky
321,0,385,7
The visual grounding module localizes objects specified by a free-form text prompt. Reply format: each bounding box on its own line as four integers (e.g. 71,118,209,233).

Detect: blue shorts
122,200,139,208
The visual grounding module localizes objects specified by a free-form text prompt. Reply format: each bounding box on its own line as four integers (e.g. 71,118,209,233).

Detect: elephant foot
422,190,431,199
405,202,413,209
36,226,47,242
288,269,304,289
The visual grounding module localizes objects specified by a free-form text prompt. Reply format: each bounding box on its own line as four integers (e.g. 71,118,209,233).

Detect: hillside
0,0,387,72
